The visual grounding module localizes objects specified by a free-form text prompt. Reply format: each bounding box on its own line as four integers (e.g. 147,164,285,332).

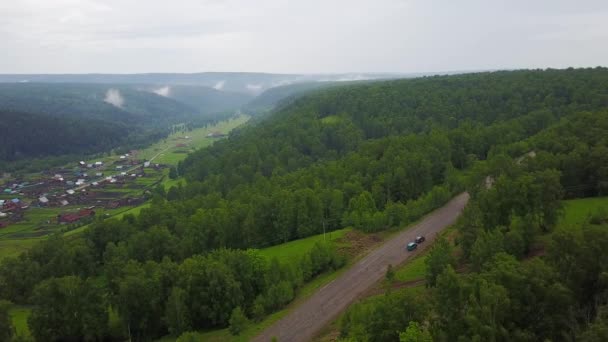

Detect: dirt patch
336,230,383,259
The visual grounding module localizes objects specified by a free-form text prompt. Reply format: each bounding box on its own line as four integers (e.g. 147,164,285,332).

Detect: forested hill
180,68,608,183
0,83,196,126
0,83,198,162
0,110,130,161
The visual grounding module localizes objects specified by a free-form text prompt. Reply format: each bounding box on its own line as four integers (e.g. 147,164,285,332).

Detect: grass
257,228,350,262
9,305,32,339
320,115,343,124
557,196,608,230
139,115,249,165
394,254,427,282
0,238,42,260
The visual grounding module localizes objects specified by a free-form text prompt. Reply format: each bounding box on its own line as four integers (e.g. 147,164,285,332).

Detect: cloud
104,88,124,108
153,86,171,97
0,0,607,73
213,80,225,90
245,83,263,93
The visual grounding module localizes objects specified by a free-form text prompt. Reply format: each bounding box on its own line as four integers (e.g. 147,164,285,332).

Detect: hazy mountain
0,72,404,95
142,84,254,117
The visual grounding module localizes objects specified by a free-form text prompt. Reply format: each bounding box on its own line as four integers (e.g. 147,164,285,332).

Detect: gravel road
253,192,470,342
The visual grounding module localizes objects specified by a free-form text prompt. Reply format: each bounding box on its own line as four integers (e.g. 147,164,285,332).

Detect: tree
28,276,108,342
165,287,191,336
399,321,432,342
116,263,162,340
0,300,14,342
470,230,505,271
425,237,455,287
433,266,467,340
228,306,249,336
169,166,178,179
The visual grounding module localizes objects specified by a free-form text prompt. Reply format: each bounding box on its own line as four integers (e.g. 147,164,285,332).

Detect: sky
0,0,607,74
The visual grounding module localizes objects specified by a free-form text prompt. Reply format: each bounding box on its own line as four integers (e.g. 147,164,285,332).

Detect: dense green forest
1,68,607,341
0,110,133,161
340,109,608,341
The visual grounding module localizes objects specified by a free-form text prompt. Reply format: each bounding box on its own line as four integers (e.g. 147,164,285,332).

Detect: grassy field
557,196,608,230
9,305,32,339
394,254,428,282
138,115,249,165
258,228,350,262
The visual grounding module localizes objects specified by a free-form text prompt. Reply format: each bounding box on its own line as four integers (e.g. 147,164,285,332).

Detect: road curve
253,192,470,342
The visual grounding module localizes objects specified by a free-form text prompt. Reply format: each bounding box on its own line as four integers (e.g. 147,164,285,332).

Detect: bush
228,307,249,336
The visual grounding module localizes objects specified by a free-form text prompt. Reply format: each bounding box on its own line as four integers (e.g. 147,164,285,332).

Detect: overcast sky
1,0,607,74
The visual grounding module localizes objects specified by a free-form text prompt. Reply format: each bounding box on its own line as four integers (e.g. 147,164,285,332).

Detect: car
415,236,426,244
407,242,418,251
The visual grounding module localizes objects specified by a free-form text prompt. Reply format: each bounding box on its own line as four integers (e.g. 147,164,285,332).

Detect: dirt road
253,192,470,342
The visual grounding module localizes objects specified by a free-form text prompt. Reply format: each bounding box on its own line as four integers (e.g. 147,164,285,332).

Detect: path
253,193,470,342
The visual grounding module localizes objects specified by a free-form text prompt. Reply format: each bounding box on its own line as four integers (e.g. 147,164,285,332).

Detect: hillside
0,110,130,161
243,82,342,114
0,83,196,126
2,68,608,341
0,83,200,163
143,84,253,117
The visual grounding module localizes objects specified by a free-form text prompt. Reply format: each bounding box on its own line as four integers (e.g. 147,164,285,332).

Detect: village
0,115,247,261
0,150,168,236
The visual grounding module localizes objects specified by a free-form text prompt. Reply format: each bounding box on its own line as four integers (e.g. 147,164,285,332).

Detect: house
95,161,103,167
79,161,86,166
96,172,103,177
66,189,76,195
79,209,95,217
39,196,49,205
3,188,12,194
120,155,126,159
0,200,4,206
87,164,93,168
144,161,151,167
91,182,99,186
207,131,226,138
58,213,80,223
176,143,188,147
0,222,9,229
60,200,69,206
116,166,123,170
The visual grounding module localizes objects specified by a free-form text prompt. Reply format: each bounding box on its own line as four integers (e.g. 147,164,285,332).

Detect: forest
1,67,607,341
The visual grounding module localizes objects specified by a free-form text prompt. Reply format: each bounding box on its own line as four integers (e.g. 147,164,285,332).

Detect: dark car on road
415,236,426,243
406,242,418,251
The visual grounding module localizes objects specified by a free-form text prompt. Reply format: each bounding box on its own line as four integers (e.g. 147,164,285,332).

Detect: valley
0,115,248,260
